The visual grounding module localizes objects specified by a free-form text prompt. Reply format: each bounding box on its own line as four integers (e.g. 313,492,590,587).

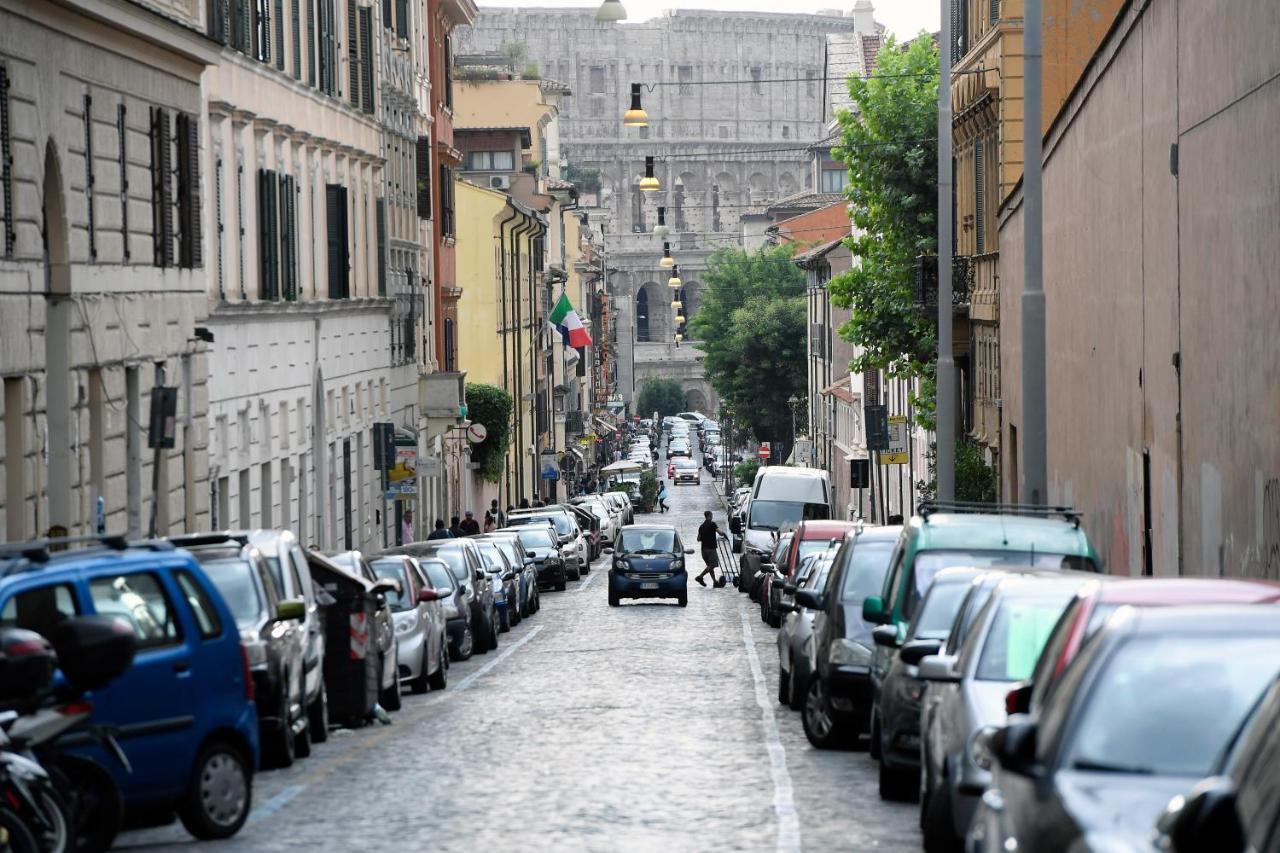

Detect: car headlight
829,638,873,667
545,556,561,566
395,613,418,635
613,558,627,570
240,634,268,670
672,559,684,570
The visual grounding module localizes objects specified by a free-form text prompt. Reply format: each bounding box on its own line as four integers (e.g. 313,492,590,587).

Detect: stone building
456,6,879,413
0,0,216,540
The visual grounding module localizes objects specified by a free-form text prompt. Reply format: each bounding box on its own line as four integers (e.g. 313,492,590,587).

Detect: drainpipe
529,218,548,498
511,214,535,501
497,204,520,506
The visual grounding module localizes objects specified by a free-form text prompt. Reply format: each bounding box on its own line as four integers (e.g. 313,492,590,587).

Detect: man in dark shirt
458,510,481,536
427,519,451,540
448,516,462,538
695,510,722,587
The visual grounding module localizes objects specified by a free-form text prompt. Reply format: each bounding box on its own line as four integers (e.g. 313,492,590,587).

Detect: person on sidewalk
427,519,451,540
448,516,462,538
401,509,415,544
695,511,723,587
459,510,481,536
657,481,670,513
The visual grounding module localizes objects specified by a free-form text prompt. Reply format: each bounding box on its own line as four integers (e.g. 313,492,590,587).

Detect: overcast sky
475,0,940,42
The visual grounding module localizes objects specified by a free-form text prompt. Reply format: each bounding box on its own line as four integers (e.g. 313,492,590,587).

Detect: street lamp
788,394,799,464
623,83,648,126
596,0,626,22
639,156,660,192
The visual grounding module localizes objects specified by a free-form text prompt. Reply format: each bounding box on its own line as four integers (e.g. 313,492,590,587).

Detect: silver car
776,549,838,712
369,555,449,694
917,572,1097,849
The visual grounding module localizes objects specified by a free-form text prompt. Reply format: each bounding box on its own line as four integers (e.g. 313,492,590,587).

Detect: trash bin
305,551,380,726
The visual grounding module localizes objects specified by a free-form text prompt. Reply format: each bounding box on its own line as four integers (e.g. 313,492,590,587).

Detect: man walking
459,510,481,536
448,516,463,538
695,511,722,587
427,518,451,540
657,481,669,513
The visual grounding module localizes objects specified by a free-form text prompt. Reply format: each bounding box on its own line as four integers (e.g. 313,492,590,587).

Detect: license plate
641,582,659,590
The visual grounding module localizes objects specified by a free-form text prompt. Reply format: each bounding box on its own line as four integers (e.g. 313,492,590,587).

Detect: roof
793,237,846,265
852,524,902,543
454,126,533,146
1096,577,1280,606
767,191,846,213
910,513,1097,560
1113,604,1280,636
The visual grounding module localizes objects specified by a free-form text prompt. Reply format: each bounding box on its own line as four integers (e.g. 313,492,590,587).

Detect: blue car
606,524,691,607
0,536,259,839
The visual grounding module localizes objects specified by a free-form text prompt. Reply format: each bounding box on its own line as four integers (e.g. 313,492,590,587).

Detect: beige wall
1000,0,1280,578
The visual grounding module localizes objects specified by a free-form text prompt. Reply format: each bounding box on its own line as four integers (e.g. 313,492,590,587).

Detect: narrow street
118,476,918,852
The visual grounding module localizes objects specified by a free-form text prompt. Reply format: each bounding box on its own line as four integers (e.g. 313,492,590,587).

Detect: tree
733,459,760,490
637,378,685,420
916,438,997,503
688,246,808,445
464,383,513,483
828,35,939,424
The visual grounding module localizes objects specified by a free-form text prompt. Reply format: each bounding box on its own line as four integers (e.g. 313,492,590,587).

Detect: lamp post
788,394,799,465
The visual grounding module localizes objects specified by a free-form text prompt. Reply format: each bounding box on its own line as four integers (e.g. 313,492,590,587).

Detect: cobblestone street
117,477,918,852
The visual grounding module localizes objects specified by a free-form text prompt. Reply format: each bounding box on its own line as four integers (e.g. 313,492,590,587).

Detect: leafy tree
638,468,660,512
637,378,685,420
916,438,997,503
464,383,513,483
688,246,808,445
733,459,760,490
828,35,939,424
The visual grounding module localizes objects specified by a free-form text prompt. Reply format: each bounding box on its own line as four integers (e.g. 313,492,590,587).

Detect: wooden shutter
375,197,386,297
210,0,231,44
83,94,96,261
306,0,316,85
990,0,999,24
291,0,301,78
325,183,348,299
317,0,329,93
274,0,284,69
1,64,12,257
176,112,202,269
258,169,278,299
259,0,271,63
395,0,407,38
347,0,359,107
359,7,373,113
950,0,963,59
150,107,173,268
116,103,129,261
233,0,250,52
284,174,297,300
415,135,431,219
214,157,224,297
382,0,390,30
974,137,985,254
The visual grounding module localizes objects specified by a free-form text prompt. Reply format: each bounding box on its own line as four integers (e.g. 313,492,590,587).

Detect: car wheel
580,563,590,575
922,778,961,852
777,662,790,706
499,607,511,632
177,739,251,840
568,565,581,581
555,580,567,592
428,643,448,691
381,661,403,711
769,602,782,628
677,591,687,607
608,583,621,606
308,683,329,744
787,665,805,712
869,711,883,761
409,646,431,694
879,757,918,803
802,675,846,750
451,622,474,661
0,804,40,853
489,610,500,649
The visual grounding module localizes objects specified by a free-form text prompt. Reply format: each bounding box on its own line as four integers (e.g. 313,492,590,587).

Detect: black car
793,525,898,749
173,534,311,766
392,540,499,655
606,525,692,607
510,526,568,591
972,605,1280,853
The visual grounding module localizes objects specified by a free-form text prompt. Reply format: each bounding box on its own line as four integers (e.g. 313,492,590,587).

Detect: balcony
915,254,973,312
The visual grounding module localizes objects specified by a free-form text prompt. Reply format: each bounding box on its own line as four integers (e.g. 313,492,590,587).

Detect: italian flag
549,292,593,348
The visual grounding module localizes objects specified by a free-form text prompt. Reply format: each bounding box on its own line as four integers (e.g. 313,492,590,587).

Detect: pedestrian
427,518,451,540
448,516,462,538
695,511,723,587
401,508,414,544
491,499,505,527
887,513,904,525
519,498,531,509
657,481,669,513
666,460,675,479
459,510,481,536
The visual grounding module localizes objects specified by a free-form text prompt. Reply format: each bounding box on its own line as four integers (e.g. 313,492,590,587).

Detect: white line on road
248,784,307,823
742,610,801,853
575,568,600,593
451,623,544,694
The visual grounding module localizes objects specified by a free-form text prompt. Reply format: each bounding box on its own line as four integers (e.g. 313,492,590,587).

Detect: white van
732,466,832,557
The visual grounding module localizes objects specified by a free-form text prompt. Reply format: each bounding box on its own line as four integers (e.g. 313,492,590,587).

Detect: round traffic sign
466,423,488,443
757,446,771,459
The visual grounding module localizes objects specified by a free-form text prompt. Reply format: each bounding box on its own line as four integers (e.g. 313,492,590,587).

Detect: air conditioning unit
489,175,511,190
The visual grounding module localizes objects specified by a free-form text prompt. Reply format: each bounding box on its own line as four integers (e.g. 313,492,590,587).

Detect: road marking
741,610,801,853
575,568,600,593
451,623,544,693
248,784,306,823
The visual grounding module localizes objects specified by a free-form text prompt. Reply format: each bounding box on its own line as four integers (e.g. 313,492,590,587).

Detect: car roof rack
0,534,176,568
918,501,1081,527
168,532,251,548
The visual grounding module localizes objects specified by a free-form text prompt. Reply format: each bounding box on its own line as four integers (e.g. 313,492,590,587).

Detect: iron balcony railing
915,254,974,310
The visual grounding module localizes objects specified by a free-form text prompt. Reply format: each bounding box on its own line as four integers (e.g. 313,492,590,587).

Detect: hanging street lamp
596,0,626,22
639,156,660,192
623,83,648,126
653,206,670,238
659,242,674,269
667,265,682,288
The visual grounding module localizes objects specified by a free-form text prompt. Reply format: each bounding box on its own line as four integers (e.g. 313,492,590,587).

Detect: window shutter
347,0,359,107
382,0,390,30
260,0,271,63
375,197,386,297
210,0,231,44
415,135,431,219
325,183,348,298
974,137,985,254
215,157,224,297
306,0,316,85
291,0,301,78
274,0,284,69
116,103,129,261
989,0,999,24
951,0,963,60
317,0,329,92
395,0,407,38
176,112,202,269
259,169,280,299
1,64,12,257
83,94,96,261
285,174,298,300
359,7,373,113
150,107,174,268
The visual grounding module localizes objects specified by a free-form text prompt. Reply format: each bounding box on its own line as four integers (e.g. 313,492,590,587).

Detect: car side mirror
526,549,536,558
861,594,888,624
871,624,899,648
729,517,743,534
275,598,306,621
474,569,486,583
1160,777,1244,853
524,557,536,566
794,589,824,610
603,547,613,554
899,637,942,666
918,654,959,681
502,572,516,582
1005,682,1033,715
417,588,442,603
990,720,1041,777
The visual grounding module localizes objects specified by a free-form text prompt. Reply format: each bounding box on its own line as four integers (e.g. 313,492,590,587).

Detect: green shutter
376,197,386,296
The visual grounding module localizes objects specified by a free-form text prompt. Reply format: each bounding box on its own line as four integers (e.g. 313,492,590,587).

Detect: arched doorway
684,388,707,413
635,286,650,342
43,141,73,533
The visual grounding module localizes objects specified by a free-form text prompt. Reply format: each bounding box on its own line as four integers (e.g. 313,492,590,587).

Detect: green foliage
916,438,998,503
688,246,808,444
734,459,760,489
522,63,541,80
637,378,685,420
638,468,659,511
501,41,528,68
829,35,939,425
464,383,513,484
563,162,602,192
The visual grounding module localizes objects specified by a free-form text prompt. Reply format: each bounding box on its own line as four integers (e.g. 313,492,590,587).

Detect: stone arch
43,140,73,532
635,284,651,342
778,171,798,196
680,280,700,326
748,171,769,205
684,387,708,413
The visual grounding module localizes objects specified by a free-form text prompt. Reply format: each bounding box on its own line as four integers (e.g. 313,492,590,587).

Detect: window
83,95,96,261
439,165,454,238
0,585,80,637
258,168,279,298
174,571,223,638
291,0,301,78
149,107,174,268
805,69,816,98
589,66,605,95
254,0,271,62
1,66,13,256
89,572,182,648
821,168,847,194
176,112,201,269
443,317,456,371
325,182,349,298
117,104,130,262
750,66,762,95
718,126,729,139
974,136,986,253
318,0,337,96
677,65,692,95
635,286,649,342
415,136,431,219
375,197,386,296
990,0,999,24
443,37,453,109
394,0,407,38
466,150,515,171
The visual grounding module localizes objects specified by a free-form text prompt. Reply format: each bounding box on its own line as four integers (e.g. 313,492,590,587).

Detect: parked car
610,491,636,525
247,530,329,745
791,525,900,739
560,502,603,560
775,549,838,713
733,466,833,587
916,572,1097,843
173,534,310,766
970,605,1280,853
574,497,620,547
509,526,568,592
606,525,692,607
367,555,448,693
667,439,692,459
479,533,540,618
0,537,259,840
672,457,701,485
507,509,586,578
763,520,856,627
328,550,403,710
414,556,472,662
390,540,498,655
473,540,520,631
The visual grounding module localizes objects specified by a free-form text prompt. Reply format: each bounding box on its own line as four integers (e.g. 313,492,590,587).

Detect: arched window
636,286,650,342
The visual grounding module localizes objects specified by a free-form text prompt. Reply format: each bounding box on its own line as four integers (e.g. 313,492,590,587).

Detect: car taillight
58,699,94,716
239,644,255,701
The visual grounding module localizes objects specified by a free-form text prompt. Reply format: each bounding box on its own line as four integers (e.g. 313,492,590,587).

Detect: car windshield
911,581,976,640
475,544,505,571
794,540,831,567
516,528,555,549
201,558,265,628
748,500,830,530
518,514,571,536
975,596,1074,680
1066,635,1280,776
617,529,676,554
907,549,1090,621
424,546,468,582
838,540,895,604
420,559,454,591
675,460,697,469
370,560,412,611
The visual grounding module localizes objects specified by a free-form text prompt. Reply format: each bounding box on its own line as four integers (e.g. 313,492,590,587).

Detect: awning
601,459,643,473
566,446,585,463
594,417,618,436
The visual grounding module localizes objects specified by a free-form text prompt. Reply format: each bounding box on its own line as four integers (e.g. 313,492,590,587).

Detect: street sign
539,450,560,480
850,458,871,489
884,416,909,465
757,443,771,460
466,422,487,443
865,406,889,451
372,422,396,470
